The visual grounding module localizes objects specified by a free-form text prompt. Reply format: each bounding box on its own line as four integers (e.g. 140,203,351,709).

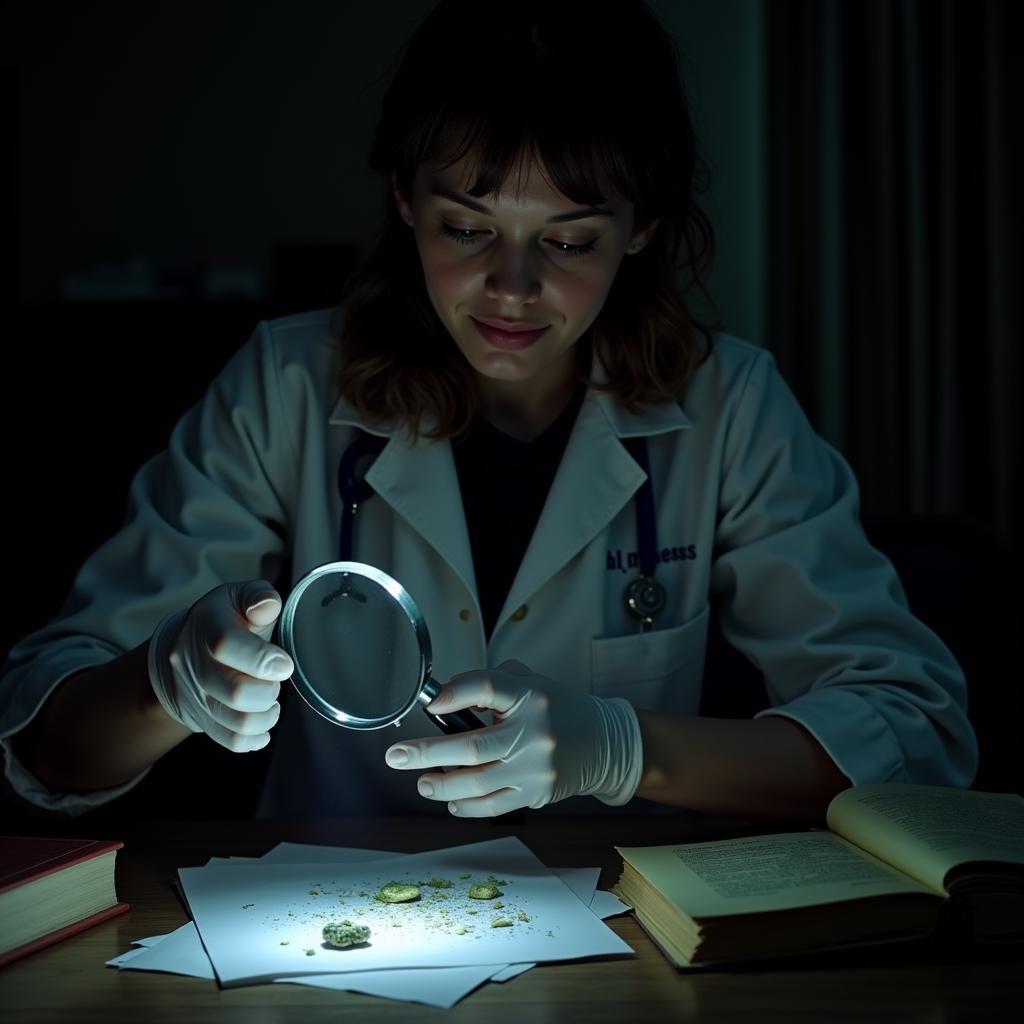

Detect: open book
613,784,1024,968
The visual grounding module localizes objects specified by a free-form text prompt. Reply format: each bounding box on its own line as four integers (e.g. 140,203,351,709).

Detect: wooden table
1,813,1021,1022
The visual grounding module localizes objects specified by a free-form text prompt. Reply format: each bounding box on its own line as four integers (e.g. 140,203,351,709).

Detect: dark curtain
765,0,1022,790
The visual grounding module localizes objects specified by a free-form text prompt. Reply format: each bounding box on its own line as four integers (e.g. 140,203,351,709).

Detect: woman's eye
438,222,597,259
439,223,482,246
550,239,597,259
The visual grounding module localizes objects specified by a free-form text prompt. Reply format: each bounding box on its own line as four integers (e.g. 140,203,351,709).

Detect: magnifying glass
278,561,484,735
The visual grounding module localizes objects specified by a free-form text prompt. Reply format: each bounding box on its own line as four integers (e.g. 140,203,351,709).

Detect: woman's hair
335,0,717,439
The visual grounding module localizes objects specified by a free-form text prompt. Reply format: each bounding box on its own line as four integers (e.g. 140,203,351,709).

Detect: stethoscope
337,432,666,632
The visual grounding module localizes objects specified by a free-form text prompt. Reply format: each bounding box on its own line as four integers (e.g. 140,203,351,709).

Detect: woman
0,0,976,822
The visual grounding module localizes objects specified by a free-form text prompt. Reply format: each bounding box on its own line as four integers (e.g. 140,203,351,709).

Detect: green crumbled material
517,910,530,922
493,901,504,909
308,889,319,895
241,903,254,909
279,939,290,945
423,877,453,888
491,918,514,928
459,873,471,879
323,921,371,948
304,948,316,956
376,882,421,904
468,883,502,900
455,926,467,935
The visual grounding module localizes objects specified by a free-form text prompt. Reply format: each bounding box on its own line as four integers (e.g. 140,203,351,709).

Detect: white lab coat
0,308,978,816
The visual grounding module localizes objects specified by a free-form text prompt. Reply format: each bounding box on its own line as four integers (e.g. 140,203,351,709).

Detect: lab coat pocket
590,605,710,712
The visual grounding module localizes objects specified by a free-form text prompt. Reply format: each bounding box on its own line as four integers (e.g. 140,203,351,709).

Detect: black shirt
453,388,586,639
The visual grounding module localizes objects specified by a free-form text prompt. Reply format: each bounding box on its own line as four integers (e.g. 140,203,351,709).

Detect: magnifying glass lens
287,568,422,723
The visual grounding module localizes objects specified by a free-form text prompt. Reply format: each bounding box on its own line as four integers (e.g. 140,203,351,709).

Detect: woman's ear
391,173,415,228
625,218,659,255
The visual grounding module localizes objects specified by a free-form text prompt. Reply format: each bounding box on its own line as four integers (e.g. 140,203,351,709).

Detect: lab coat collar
327,351,693,626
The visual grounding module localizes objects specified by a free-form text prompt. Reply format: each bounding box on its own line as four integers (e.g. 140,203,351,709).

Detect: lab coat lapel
364,432,478,600
328,398,477,601
495,378,692,632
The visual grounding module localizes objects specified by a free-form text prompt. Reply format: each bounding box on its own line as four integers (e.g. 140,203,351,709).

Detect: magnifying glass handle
422,706,486,735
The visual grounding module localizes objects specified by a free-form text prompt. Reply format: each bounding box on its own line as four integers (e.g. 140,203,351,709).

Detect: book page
826,784,1024,894
616,831,936,919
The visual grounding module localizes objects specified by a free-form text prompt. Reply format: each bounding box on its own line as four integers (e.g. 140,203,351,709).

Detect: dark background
1,1,1020,819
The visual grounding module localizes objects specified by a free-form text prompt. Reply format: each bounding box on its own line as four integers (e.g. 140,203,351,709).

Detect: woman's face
393,152,657,413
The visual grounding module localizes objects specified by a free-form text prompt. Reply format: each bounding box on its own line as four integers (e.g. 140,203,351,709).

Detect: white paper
105,947,149,967
589,889,630,918
274,965,498,1009
488,962,534,983
177,835,633,986
115,922,216,979
110,837,623,1007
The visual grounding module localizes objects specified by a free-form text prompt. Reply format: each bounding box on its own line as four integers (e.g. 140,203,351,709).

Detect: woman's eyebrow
429,185,615,223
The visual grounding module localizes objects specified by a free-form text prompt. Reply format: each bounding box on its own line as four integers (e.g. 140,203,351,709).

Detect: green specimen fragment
279,939,290,945
241,903,254,909
517,910,530,922
304,948,316,956
491,918,513,928
468,883,502,900
376,882,421,903
323,920,372,948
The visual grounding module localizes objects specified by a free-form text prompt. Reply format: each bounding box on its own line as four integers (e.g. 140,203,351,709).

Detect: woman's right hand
147,580,294,752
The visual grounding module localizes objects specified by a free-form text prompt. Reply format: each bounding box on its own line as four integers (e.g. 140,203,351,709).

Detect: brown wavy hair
334,0,718,440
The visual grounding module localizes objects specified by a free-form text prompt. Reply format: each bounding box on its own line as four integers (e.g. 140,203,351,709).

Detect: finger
202,669,281,712
205,627,293,682
446,788,529,818
201,714,272,754
245,596,281,627
385,722,515,770
415,762,521,803
237,581,283,629
205,696,281,736
425,670,522,716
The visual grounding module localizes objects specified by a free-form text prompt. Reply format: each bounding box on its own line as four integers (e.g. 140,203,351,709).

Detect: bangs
419,116,636,212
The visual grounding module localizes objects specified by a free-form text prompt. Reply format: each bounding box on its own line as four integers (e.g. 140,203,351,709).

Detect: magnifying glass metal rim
279,560,434,730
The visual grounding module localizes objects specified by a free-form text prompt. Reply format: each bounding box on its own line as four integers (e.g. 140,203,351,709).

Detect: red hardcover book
0,836,129,968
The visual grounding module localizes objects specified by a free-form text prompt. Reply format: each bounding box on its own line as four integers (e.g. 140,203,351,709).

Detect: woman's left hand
384,659,643,817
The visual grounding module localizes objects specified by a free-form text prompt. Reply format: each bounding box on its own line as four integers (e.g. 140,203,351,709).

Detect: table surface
1,813,1022,1023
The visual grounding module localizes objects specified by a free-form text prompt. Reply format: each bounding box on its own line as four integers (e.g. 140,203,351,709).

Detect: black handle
422,705,486,735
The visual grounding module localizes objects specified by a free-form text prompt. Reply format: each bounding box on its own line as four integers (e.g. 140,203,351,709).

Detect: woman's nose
483,245,541,305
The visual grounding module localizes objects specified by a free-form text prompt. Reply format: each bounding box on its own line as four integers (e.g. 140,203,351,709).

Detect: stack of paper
107,835,631,1008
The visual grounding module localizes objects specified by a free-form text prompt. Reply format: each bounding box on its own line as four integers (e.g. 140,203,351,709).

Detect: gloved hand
147,580,294,753
384,659,644,816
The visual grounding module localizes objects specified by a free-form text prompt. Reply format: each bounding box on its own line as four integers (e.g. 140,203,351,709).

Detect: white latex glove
384,659,644,816
147,580,294,753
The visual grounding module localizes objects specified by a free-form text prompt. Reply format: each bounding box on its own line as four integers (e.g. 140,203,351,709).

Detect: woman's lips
470,317,549,351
